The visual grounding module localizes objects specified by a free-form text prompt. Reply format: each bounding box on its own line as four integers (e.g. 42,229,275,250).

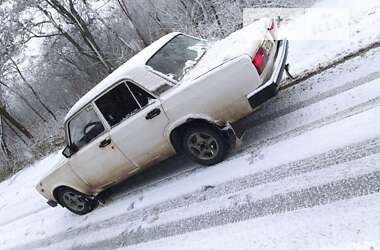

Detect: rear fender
165,114,224,139
166,115,242,153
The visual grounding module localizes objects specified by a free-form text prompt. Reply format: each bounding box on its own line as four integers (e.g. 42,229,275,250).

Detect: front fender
36,162,92,203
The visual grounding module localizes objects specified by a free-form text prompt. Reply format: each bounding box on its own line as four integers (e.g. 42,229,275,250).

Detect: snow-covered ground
2,0,380,249
287,0,380,74
122,193,380,250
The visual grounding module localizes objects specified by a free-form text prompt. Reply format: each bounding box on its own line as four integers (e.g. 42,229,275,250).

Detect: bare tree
116,0,150,47
35,0,114,73
91,7,140,53
9,57,57,121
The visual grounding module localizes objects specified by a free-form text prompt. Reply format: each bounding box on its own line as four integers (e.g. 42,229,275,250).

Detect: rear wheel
182,125,229,166
56,187,97,215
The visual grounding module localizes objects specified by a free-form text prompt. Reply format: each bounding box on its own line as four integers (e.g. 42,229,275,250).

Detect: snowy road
1,42,380,249
2,1,380,249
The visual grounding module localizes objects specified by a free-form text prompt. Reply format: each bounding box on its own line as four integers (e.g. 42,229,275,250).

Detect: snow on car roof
64,32,181,122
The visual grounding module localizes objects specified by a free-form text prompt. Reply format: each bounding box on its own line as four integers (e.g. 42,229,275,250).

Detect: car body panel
68,131,135,190
36,160,92,203
109,101,175,169
161,55,259,127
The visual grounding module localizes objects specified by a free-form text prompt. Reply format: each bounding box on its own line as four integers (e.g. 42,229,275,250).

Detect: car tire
56,187,97,215
182,124,229,166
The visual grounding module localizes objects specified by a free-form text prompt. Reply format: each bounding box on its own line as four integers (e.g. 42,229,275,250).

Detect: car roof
64,32,180,122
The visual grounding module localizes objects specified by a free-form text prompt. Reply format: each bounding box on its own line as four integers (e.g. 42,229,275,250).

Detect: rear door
95,81,175,169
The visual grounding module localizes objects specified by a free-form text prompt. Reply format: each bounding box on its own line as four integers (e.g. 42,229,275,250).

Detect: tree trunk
0,116,12,157
0,80,47,122
203,0,224,36
116,0,149,48
3,118,28,145
37,6,99,61
10,57,57,121
0,106,33,139
43,0,114,73
92,9,139,53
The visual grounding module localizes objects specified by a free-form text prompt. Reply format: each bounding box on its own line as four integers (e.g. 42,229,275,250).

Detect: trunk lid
182,20,270,82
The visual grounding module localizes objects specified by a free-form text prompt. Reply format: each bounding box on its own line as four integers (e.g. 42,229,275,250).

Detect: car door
95,81,175,169
67,104,135,189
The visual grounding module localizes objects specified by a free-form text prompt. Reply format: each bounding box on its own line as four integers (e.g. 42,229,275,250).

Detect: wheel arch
167,115,227,153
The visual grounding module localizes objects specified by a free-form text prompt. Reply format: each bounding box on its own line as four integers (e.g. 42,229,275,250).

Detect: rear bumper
247,39,289,108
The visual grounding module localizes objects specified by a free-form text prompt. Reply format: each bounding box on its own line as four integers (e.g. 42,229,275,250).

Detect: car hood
181,20,270,82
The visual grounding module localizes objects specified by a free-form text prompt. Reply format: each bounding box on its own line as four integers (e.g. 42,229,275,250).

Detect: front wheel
182,125,229,166
56,187,97,215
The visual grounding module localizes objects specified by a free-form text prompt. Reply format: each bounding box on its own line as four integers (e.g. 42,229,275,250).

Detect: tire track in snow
0,206,48,228
10,135,380,250
78,171,380,250
244,93,380,163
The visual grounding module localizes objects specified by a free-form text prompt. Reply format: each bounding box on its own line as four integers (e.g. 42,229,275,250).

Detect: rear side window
95,83,140,127
68,105,105,150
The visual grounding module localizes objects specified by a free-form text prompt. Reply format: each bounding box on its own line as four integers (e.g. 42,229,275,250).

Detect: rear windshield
147,34,208,81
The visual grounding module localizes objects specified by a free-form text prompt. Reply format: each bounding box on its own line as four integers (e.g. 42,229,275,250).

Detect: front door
94,81,175,169
67,105,134,189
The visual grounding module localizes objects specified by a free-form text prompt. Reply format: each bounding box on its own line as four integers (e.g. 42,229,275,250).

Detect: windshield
147,34,208,81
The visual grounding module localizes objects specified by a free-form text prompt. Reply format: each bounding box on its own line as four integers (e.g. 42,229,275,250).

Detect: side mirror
62,145,77,158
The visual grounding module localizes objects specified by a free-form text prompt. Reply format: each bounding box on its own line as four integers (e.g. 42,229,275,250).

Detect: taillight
252,47,268,75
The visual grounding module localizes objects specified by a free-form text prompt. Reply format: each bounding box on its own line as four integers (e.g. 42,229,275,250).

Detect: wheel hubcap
186,132,219,161
62,191,87,212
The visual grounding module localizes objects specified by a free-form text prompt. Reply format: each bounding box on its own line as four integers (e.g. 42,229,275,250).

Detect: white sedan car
36,19,289,215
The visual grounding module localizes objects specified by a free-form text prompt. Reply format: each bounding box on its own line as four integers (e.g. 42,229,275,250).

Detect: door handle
145,108,161,120
99,138,112,148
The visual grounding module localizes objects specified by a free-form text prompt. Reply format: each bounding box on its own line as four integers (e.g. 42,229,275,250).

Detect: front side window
95,83,142,127
68,105,105,150
127,82,155,108
147,34,208,81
